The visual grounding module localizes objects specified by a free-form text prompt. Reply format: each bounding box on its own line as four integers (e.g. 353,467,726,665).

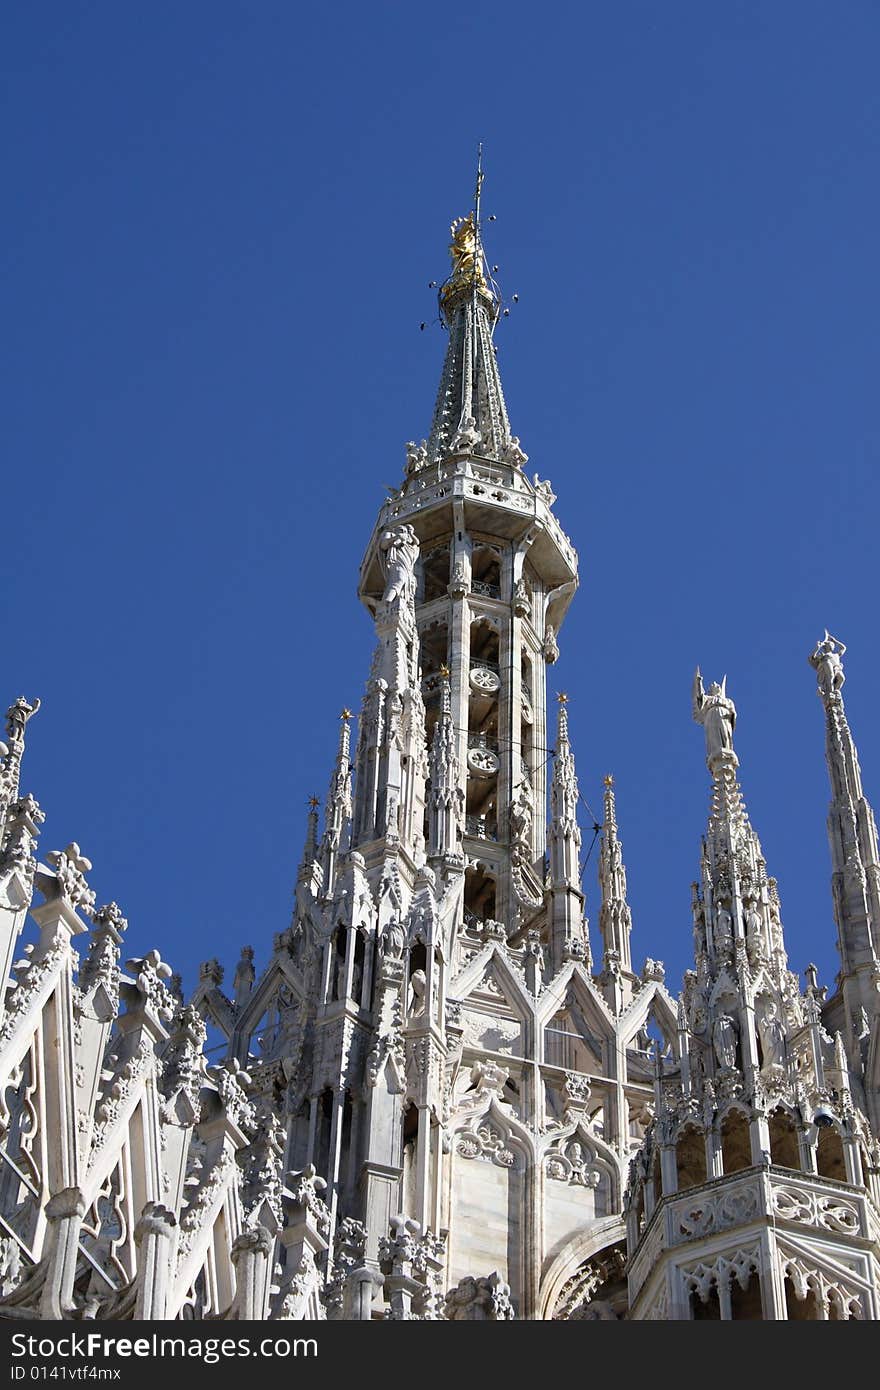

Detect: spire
319,711,353,891
598,776,634,979
809,633,880,1038
691,670,783,981
425,154,523,467
297,796,320,885
549,694,581,882
548,693,588,967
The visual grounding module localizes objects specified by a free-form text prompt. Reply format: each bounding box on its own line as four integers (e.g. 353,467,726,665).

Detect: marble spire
598,776,634,980
809,633,880,1057
548,693,588,967
424,156,522,467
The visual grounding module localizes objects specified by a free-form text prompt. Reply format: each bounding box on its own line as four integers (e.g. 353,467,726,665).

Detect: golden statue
443,215,489,301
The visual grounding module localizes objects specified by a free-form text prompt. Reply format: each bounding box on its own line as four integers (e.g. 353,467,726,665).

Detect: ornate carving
45,842,95,914
444,1270,515,1320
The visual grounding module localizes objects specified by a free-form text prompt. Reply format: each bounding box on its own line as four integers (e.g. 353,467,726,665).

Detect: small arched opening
329,928,346,1003
720,1107,751,1176
816,1124,846,1182
730,1271,763,1320
420,543,450,603
675,1125,707,1192
471,543,501,598
691,1286,722,1319
463,866,496,928
768,1107,800,1171
785,1275,822,1320
314,1087,335,1183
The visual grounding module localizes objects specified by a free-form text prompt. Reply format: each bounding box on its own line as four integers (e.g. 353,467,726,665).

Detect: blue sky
4,3,880,1000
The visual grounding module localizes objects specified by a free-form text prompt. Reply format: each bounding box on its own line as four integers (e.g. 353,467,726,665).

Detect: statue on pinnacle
692,669,737,766
809,630,846,701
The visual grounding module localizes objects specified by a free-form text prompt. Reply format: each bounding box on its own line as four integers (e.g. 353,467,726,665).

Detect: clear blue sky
4,4,880,1000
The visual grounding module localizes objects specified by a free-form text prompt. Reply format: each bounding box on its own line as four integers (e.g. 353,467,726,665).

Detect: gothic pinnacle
424,161,521,468
809,632,880,1036
549,694,585,967
598,776,634,980
298,796,320,881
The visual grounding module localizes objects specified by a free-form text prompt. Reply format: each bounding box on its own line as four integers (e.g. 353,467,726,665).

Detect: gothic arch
675,1122,708,1191
231,956,307,1056
719,1103,752,1175
540,1118,622,1217
538,1216,627,1320
617,980,678,1053
450,1094,536,1168
768,1104,801,1170
537,963,615,1047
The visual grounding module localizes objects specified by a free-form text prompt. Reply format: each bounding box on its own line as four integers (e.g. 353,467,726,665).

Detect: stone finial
207,1058,255,1132
79,902,127,1009
199,958,224,986
281,1165,330,1241
45,843,95,914
233,945,256,1002
160,1002,207,1122
121,949,175,1023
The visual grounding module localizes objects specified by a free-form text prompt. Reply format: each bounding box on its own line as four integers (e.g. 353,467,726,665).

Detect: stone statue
714,902,733,954
692,900,706,956
509,781,533,860
351,946,363,1005
409,968,427,1016
757,997,786,1070
533,475,556,506
692,670,736,763
503,436,528,468
712,1013,739,1070
380,525,419,605
810,631,846,699
380,916,405,959
5,695,40,749
451,415,480,451
744,901,765,962
405,440,428,474
542,624,559,664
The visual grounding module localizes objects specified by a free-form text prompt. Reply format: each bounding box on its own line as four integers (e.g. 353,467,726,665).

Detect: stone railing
464,815,498,842
378,466,577,576
628,1164,879,1303
471,579,502,600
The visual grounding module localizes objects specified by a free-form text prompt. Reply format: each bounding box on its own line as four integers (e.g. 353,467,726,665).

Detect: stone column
39,1186,86,1320
344,1265,384,1319
134,1202,177,1320
230,1226,275,1320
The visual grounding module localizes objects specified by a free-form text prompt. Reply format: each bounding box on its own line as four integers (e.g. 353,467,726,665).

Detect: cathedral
0,174,879,1322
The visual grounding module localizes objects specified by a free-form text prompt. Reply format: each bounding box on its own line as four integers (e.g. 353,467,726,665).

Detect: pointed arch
617,981,679,1052
538,1216,627,1320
